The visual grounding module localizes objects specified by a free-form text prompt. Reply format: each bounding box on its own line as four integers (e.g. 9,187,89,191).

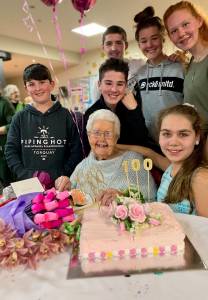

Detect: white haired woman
3,84,25,112
70,109,157,205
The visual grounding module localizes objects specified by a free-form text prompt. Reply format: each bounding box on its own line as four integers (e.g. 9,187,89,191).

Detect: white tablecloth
0,214,208,300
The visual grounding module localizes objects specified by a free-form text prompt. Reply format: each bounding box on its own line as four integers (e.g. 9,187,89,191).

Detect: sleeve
69,160,83,188
169,200,191,214
2,99,15,133
126,91,161,153
63,112,83,177
124,93,149,146
5,113,32,179
90,76,100,103
82,112,91,156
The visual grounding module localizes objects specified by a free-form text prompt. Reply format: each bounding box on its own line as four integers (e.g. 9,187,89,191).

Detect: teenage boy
84,58,157,155
5,63,82,191
91,25,145,102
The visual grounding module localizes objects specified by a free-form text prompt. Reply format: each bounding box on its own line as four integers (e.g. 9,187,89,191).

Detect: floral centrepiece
107,195,161,233
0,218,70,269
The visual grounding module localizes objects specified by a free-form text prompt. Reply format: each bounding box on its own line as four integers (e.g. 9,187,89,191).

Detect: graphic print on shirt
139,76,183,92
21,125,67,161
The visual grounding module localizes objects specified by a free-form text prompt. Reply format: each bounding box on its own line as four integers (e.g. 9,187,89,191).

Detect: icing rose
129,203,146,223
115,205,128,220
149,218,160,226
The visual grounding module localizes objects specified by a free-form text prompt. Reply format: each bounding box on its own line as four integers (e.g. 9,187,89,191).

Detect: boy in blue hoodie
5,63,82,191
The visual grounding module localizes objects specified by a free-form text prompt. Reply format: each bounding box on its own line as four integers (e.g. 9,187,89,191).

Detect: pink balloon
71,0,96,15
41,0,60,7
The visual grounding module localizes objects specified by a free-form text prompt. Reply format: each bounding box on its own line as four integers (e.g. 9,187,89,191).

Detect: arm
5,113,32,179
117,144,170,171
192,168,208,217
63,113,83,177
0,98,15,135
121,91,138,110
0,126,6,135
120,92,150,146
96,188,123,206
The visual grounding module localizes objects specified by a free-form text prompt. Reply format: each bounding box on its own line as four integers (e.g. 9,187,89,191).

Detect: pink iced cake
79,202,185,262
81,252,185,274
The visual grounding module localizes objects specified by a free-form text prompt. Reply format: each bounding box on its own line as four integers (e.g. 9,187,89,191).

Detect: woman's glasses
89,130,114,139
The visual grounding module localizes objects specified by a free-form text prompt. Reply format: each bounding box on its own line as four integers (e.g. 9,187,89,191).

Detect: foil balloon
71,0,96,16
41,0,61,7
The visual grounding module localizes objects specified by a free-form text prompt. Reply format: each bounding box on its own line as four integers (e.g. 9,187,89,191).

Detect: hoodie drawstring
159,63,164,96
145,64,149,93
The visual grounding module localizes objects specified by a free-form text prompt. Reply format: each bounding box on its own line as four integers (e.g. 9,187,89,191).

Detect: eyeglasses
89,130,114,139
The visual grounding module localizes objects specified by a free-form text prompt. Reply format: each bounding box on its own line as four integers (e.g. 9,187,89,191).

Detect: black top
5,101,83,181
83,95,158,155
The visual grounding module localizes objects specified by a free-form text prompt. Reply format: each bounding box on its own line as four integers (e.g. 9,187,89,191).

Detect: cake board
67,237,207,279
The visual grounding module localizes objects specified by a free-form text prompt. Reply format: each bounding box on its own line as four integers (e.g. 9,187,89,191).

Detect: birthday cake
79,202,185,273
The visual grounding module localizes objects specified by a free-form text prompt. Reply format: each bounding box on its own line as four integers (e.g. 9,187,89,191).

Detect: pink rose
129,203,146,223
115,205,128,220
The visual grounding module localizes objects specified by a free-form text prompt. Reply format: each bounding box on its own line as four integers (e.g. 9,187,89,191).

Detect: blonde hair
163,1,208,42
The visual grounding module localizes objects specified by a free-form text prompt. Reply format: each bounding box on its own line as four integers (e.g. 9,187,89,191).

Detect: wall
7,38,177,99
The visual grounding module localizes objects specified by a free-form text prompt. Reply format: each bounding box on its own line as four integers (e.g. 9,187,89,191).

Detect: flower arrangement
109,195,161,233
0,218,70,269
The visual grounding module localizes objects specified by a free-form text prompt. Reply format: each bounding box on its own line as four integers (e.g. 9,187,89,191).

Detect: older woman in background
3,84,25,112
70,109,156,204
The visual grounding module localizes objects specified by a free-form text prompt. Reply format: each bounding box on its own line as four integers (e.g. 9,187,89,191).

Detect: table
0,214,208,300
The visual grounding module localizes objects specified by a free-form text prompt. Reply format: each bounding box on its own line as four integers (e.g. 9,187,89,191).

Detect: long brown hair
158,104,207,204
163,1,208,42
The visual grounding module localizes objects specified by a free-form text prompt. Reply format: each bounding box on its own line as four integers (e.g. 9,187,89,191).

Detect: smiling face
138,26,164,64
103,33,127,59
25,79,55,106
166,9,202,52
159,113,199,168
88,119,118,160
98,71,126,110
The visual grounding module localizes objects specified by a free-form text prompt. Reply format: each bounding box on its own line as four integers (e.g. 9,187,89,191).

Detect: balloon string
51,7,85,157
22,0,59,85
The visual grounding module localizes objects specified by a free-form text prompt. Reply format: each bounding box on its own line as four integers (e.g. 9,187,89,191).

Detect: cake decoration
143,158,153,201
106,195,161,233
122,158,153,202
79,203,186,265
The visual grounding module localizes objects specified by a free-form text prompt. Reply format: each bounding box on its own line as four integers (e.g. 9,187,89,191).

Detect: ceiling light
72,23,106,37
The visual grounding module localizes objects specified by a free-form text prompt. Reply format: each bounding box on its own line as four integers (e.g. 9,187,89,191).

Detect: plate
73,194,93,211
67,237,207,279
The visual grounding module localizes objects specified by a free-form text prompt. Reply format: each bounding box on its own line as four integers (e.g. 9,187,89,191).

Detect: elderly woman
70,109,156,204
3,84,25,112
